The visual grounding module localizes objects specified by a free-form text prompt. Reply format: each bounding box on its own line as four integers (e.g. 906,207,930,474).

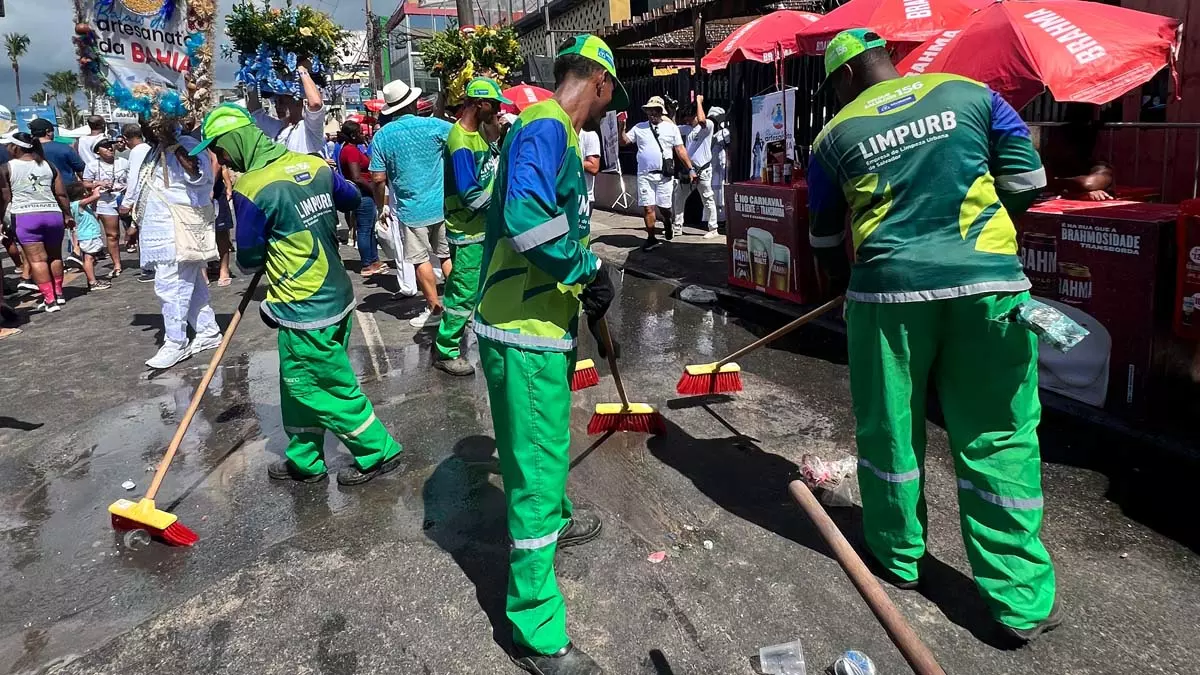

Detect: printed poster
15,106,57,133
748,88,796,178
85,0,191,91
599,111,620,173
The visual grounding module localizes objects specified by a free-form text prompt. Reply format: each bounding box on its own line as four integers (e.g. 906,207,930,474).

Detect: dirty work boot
862,548,920,590
557,510,602,549
337,453,405,486
999,602,1063,644
267,460,328,484
434,356,475,376
510,643,603,675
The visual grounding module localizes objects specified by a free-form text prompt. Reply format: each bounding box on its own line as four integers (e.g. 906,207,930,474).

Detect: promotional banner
725,181,820,304
599,111,620,173
15,106,57,133
85,0,191,91
748,87,796,178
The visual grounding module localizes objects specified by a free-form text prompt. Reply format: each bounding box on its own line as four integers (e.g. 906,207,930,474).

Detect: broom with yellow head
677,296,844,395
109,270,265,546
587,317,665,435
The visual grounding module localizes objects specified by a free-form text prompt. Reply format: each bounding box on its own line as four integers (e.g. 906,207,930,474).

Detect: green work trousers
479,337,576,655
435,242,483,360
277,314,402,475
846,291,1056,630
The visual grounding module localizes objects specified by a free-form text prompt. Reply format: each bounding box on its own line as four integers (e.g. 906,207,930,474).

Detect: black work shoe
434,356,475,376
337,453,405,486
999,602,1063,644
640,236,662,252
863,549,920,590
510,643,603,675
557,510,602,549
267,460,327,483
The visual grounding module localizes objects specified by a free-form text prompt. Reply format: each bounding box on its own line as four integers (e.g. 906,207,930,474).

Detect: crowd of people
0,24,1068,674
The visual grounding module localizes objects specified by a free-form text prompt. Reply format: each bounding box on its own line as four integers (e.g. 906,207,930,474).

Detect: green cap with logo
465,77,514,104
819,28,888,91
190,103,256,156
556,34,629,111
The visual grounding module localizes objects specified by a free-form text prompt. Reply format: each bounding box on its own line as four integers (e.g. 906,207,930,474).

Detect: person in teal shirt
808,30,1058,643
193,104,405,487
473,35,628,675
64,182,111,292
434,77,511,376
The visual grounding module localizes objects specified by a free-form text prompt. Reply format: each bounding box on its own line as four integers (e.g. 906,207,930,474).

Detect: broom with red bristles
109,270,265,546
677,296,844,396
587,317,665,435
570,359,600,391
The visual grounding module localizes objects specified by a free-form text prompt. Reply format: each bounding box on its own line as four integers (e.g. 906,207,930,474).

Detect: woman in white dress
83,138,131,274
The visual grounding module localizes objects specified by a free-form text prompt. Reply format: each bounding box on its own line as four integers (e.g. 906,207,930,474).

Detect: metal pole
544,2,553,57
365,0,383,91
406,15,415,86
456,0,473,29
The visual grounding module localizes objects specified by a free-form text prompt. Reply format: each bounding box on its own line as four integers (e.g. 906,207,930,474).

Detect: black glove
587,315,621,360
259,305,279,330
580,265,615,320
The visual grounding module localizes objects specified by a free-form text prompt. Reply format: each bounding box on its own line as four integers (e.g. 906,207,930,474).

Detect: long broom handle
788,480,947,675
715,295,844,369
596,317,631,410
145,269,265,500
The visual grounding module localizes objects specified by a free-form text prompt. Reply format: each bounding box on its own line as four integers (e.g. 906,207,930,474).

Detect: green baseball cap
819,29,888,92
557,34,629,112
190,103,256,156
465,77,514,104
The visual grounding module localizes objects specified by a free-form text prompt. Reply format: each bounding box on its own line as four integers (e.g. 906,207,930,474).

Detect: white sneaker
146,341,192,369
703,229,721,239
189,333,223,357
672,226,684,237
409,307,443,328
37,302,61,313
55,297,66,306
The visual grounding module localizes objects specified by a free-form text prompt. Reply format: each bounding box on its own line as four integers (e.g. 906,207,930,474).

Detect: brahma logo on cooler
1024,8,1107,65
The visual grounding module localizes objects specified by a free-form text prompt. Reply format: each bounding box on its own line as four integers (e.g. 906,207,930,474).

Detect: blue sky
0,0,372,106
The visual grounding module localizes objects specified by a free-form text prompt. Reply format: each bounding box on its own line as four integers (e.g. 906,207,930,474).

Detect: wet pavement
1,225,1198,675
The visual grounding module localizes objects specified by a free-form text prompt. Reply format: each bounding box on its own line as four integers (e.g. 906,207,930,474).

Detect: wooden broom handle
596,317,630,410
715,296,844,368
788,480,947,675
145,269,265,500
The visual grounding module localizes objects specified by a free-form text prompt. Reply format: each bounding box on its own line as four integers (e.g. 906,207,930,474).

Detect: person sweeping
434,77,510,376
808,30,1059,643
192,104,405,487
472,35,628,674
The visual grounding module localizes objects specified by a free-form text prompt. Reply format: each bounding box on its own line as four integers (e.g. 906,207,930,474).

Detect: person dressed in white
579,128,601,203
619,96,694,251
246,61,327,156
123,133,222,370
708,106,730,228
82,138,131,267
76,115,108,167
675,95,720,239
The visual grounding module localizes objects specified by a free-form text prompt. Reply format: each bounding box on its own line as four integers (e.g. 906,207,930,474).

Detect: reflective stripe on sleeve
859,458,921,483
513,529,560,550
957,479,1044,510
810,231,846,249
444,305,473,317
509,214,569,252
994,167,1047,193
468,191,491,210
285,426,323,436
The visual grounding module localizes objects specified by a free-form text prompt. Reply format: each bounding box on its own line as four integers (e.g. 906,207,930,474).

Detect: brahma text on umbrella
905,31,959,75
904,0,932,20
1024,8,1107,65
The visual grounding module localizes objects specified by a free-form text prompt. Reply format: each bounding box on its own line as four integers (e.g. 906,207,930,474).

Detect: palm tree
60,98,82,128
30,89,51,106
43,71,81,121
4,33,30,105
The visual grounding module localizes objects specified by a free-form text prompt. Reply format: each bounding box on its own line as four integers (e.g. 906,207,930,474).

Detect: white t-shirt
680,119,714,169
579,130,601,202
253,104,328,156
77,134,105,167
629,120,681,175
83,157,131,215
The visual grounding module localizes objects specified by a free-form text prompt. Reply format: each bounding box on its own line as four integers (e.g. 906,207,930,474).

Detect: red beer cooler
1018,201,1178,416
725,180,821,304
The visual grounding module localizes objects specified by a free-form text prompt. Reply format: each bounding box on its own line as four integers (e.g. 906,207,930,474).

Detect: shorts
403,221,450,265
79,237,105,255
14,211,66,248
637,173,675,208
214,198,234,232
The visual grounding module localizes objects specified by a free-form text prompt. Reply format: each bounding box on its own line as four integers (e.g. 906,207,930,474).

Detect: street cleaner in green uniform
473,35,628,674
808,30,1060,642
434,77,511,376
193,104,404,486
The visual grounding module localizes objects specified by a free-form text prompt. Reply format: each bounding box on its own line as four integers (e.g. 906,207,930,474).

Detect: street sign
359,88,374,100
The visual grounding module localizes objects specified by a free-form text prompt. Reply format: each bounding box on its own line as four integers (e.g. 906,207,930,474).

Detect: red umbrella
502,85,553,113
797,0,991,53
363,99,386,113
701,10,823,71
896,0,1180,110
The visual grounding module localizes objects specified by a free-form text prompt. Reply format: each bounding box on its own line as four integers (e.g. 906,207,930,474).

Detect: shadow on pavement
647,415,1006,647
422,434,511,651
